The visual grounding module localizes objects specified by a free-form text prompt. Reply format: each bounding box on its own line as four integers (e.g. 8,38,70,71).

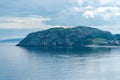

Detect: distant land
0,29,41,40
16,26,120,46
0,38,23,43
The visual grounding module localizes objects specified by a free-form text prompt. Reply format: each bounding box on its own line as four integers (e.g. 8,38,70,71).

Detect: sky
0,0,120,39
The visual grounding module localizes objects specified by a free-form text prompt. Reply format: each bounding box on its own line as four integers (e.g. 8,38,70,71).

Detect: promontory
17,26,120,46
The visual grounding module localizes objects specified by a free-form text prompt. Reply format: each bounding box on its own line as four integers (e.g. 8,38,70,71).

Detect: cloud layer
0,0,120,29
0,16,50,29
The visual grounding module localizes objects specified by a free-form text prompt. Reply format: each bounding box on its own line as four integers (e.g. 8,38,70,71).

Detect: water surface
0,45,120,80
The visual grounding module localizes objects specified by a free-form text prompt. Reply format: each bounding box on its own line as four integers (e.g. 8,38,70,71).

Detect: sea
0,43,120,80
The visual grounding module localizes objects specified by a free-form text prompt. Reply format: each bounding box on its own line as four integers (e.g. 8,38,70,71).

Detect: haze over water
0,44,120,80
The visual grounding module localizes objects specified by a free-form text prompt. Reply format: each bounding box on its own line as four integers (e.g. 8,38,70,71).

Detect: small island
17,26,120,46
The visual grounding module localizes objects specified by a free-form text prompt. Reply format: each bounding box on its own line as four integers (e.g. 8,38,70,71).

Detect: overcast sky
0,0,120,39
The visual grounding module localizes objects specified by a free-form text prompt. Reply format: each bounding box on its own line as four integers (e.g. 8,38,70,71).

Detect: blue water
0,45,120,80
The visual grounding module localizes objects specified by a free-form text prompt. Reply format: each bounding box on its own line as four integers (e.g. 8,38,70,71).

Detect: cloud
0,0,120,28
83,10,96,18
98,0,120,6
72,0,120,20
75,0,84,5
75,0,120,6
83,6,120,20
61,4,120,21
0,15,71,29
0,15,51,29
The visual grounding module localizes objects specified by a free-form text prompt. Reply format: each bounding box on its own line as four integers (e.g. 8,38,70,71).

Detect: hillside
17,26,115,46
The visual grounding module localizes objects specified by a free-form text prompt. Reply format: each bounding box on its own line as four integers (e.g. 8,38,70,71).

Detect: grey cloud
0,0,120,27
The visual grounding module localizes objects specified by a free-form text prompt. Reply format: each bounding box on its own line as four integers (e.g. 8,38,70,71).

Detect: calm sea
0,43,120,80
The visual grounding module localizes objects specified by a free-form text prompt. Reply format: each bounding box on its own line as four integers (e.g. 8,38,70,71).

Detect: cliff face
17,26,113,46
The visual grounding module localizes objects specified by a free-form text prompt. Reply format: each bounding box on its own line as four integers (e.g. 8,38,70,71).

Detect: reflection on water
21,46,112,56
0,45,120,80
